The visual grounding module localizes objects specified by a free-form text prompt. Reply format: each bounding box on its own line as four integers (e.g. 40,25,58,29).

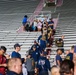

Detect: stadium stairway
0,0,76,64
0,31,41,57
0,0,58,59
0,0,41,57
49,0,76,64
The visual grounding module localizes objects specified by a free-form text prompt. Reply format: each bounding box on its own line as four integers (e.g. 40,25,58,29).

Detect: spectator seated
55,35,64,47
37,20,43,31
30,19,38,31
48,18,54,29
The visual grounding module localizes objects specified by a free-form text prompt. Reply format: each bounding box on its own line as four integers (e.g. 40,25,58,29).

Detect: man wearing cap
11,43,21,58
0,46,7,75
31,40,40,51
11,43,24,63
31,46,40,64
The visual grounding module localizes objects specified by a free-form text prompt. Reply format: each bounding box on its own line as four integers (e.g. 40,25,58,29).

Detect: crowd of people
0,42,76,75
0,15,76,75
22,15,55,32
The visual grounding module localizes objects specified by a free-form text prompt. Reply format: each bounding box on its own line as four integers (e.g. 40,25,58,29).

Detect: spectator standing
51,65,60,75
31,46,40,64
7,58,22,75
22,64,27,75
48,18,54,29
40,34,47,50
32,19,38,31
65,45,74,61
37,20,42,31
36,52,51,75
38,32,42,43
56,49,63,66
65,50,70,55
47,27,53,46
42,26,47,36
30,40,40,53
11,43,21,58
0,46,7,75
73,53,76,75
24,54,35,75
73,46,76,75
11,43,24,63
60,60,74,75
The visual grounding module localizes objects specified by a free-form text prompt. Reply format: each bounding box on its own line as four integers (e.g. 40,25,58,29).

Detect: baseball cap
14,43,22,49
33,45,36,48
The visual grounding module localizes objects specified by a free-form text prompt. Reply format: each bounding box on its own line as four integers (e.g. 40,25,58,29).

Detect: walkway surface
0,0,40,31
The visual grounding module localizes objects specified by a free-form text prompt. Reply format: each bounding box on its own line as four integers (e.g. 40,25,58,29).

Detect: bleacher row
0,0,76,65
0,31,41,57
52,7,76,60
49,0,76,63
1,16,76,63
